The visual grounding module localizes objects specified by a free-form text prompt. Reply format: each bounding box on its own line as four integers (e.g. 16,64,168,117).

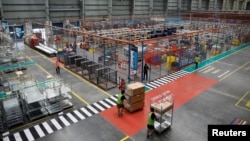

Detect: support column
45,0,49,21
208,0,211,10
164,0,168,17
131,0,135,20
149,0,153,17
80,0,85,19
234,0,239,10
108,0,112,19
178,0,181,14
233,0,236,10
243,0,247,10
226,0,229,10
198,0,202,10
222,0,227,10
0,0,3,20
214,0,217,10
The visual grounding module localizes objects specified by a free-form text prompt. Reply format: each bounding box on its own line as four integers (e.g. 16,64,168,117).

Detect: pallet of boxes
125,82,145,112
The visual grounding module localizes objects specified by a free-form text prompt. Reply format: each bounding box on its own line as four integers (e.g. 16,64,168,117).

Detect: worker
118,78,126,93
194,55,201,69
143,63,150,81
117,90,126,117
147,106,156,138
55,59,60,75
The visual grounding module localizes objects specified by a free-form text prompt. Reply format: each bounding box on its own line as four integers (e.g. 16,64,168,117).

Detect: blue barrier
0,61,36,71
184,43,250,72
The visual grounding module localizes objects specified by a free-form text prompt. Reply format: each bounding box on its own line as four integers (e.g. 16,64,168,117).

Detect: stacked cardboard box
125,82,145,112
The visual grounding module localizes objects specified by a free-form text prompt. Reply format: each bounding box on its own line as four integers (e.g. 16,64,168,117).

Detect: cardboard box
125,93,145,104
126,101,144,112
151,102,173,114
126,82,145,96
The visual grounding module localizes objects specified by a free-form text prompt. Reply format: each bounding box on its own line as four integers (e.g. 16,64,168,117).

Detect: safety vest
195,56,200,63
147,112,154,125
117,93,123,105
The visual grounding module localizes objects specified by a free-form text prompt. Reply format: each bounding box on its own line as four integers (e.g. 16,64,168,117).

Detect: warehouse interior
0,0,250,141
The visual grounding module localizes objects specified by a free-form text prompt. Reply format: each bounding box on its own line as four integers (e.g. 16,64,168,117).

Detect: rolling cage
61,53,118,90
96,67,117,90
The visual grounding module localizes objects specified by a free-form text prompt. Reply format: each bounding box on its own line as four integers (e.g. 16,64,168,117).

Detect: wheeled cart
150,90,174,134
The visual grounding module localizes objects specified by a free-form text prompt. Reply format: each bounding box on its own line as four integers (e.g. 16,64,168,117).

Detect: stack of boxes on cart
124,82,145,112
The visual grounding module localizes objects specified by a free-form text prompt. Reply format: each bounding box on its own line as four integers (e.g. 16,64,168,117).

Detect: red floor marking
100,73,217,136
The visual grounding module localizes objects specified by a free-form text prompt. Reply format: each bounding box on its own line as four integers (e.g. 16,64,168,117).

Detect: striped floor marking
199,65,212,72
156,79,167,84
149,82,161,87
2,95,119,141
199,66,229,77
146,83,157,89
2,70,189,141
146,70,189,89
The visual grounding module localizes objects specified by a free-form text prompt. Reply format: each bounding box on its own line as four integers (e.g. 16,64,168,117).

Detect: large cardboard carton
126,82,145,96
151,101,173,113
125,93,145,104
126,101,144,112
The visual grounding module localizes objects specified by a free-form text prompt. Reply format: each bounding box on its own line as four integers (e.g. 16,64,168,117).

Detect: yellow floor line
71,90,89,105
235,91,249,106
219,62,249,81
63,68,113,97
35,63,51,76
120,136,129,141
235,105,250,112
235,91,250,112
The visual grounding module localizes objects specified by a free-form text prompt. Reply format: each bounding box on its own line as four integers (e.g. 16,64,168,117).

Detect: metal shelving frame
2,97,24,128
20,79,48,121
150,90,174,134
42,78,73,114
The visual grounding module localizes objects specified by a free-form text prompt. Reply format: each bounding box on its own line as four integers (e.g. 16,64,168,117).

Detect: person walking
194,55,201,69
55,59,60,74
147,106,157,138
143,63,150,81
119,78,126,93
117,90,126,117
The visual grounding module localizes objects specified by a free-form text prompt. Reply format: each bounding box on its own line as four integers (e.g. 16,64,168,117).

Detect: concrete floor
1,42,250,141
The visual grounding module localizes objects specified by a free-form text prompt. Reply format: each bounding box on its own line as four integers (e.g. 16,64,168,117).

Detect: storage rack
0,45,29,72
81,60,95,78
43,78,72,114
96,67,117,90
87,63,103,83
2,97,24,127
150,91,174,134
74,57,88,73
18,76,73,121
2,77,20,99
21,80,48,121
